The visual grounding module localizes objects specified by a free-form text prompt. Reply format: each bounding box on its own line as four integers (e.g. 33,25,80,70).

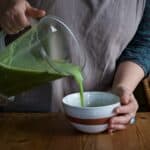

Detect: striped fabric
119,0,150,76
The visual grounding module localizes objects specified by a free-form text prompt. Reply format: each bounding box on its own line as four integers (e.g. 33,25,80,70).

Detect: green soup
0,59,84,106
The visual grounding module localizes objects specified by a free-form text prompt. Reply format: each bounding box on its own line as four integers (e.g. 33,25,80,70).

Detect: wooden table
0,113,150,150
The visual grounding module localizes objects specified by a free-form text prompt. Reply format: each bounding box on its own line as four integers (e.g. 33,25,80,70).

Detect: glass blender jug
0,15,85,104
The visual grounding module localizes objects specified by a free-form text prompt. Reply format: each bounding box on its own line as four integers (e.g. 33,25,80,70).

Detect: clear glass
35,15,85,72
0,15,85,104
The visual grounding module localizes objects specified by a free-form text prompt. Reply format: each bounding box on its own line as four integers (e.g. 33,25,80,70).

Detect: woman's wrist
112,61,145,96
112,84,133,97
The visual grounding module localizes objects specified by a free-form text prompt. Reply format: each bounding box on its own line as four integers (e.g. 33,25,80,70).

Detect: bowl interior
63,92,120,108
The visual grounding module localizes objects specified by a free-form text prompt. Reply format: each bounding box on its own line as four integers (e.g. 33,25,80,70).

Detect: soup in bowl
62,91,120,133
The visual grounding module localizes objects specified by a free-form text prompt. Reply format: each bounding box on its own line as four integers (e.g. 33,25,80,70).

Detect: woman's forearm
112,61,145,93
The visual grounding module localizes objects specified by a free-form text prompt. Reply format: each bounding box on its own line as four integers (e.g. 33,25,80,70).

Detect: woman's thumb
26,6,46,18
120,92,131,105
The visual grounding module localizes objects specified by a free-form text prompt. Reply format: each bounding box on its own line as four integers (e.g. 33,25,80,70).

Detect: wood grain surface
0,113,150,150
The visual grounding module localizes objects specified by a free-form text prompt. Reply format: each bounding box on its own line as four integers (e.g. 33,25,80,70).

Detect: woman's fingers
108,114,135,133
120,94,130,105
15,11,30,28
110,114,132,124
8,14,25,33
108,91,138,133
0,21,15,34
0,12,28,34
0,0,46,34
115,102,137,114
26,6,46,18
115,99,138,114
108,124,127,133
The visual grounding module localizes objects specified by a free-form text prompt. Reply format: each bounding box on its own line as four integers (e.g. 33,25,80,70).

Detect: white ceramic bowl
62,91,120,133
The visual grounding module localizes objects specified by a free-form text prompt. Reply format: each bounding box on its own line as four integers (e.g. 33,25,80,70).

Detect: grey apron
3,0,145,112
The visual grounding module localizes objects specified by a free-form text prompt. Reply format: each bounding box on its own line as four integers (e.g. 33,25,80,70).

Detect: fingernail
108,129,113,134
116,108,120,113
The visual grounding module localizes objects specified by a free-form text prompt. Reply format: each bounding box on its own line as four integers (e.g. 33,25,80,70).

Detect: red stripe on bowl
66,115,111,125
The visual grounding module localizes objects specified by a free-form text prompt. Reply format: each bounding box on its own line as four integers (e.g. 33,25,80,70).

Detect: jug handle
0,31,6,51
0,18,38,106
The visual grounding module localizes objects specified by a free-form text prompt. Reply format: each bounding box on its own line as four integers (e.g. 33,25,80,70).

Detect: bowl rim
62,91,120,110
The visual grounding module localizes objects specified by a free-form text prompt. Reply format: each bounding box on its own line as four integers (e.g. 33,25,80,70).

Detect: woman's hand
0,0,46,34
108,86,139,133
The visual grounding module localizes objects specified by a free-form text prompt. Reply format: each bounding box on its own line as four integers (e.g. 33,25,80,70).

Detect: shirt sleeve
118,0,150,76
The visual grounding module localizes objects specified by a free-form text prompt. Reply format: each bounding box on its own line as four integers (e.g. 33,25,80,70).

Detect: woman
0,0,149,133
